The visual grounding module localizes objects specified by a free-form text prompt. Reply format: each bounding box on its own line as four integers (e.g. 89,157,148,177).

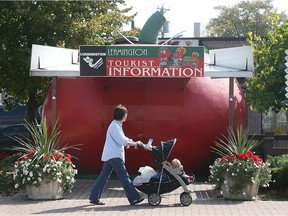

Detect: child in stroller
133,138,193,206
170,158,195,184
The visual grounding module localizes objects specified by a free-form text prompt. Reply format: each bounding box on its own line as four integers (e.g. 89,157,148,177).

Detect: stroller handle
139,142,153,151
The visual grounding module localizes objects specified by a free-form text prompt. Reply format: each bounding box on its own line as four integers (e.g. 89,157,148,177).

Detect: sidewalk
1,179,287,216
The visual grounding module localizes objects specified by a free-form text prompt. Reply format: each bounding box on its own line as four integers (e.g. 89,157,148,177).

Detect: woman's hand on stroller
140,142,153,151
133,140,153,150
134,141,143,149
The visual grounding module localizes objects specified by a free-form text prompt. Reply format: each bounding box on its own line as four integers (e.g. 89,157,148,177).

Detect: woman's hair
113,104,128,120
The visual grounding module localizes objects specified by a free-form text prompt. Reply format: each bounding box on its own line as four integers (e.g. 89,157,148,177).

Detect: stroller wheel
148,193,161,206
180,192,192,206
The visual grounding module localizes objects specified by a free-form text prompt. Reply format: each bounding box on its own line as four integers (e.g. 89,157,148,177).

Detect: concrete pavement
0,179,287,216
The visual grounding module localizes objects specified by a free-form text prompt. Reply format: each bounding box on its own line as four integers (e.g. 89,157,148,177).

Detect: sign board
79,45,205,78
209,46,253,71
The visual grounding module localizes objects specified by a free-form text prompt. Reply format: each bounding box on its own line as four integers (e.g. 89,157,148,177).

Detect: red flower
28,150,36,156
58,152,64,160
43,155,50,160
20,154,30,161
65,154,72,162
229,155,236,161
52,154,59,160
252,155,263,166
221,155,236,163
52,152,64,161
0,152,10,159
247,150,253,157
244,154,250,159
237,153,245,159
220,155,229,162
237,153,250,160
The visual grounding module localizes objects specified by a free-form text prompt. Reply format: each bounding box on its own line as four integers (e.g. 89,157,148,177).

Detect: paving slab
0,179,287,216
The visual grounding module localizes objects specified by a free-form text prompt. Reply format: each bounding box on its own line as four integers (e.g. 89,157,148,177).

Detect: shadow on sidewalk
33,203,185,214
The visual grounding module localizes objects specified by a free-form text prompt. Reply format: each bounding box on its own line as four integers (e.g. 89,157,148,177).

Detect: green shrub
267,154,288,190
0,152,21,196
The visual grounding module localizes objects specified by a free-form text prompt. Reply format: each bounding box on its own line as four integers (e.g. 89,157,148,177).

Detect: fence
248,134,288,160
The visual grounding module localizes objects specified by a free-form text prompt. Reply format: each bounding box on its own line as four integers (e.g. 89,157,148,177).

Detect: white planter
221,176,259,201
26,180,63,200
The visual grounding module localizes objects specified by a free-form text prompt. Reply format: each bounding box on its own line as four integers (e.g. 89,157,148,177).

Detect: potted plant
12,118,79,200
209,125,272,200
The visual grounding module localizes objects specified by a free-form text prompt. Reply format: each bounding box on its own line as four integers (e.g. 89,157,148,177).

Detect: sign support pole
52,77,57,129
229,77,234,128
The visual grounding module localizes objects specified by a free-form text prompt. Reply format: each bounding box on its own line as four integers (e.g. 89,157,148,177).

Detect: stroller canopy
151,139,176,162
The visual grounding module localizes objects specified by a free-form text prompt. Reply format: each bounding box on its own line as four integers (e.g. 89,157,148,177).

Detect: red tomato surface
42,77,247,175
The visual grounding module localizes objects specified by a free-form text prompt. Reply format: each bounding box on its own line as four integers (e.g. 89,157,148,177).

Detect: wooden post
51,77,57,128
229,77,234,128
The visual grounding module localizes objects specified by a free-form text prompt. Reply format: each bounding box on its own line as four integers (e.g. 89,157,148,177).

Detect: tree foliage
0,0,135,121
205,0,285,37
245,13,288,112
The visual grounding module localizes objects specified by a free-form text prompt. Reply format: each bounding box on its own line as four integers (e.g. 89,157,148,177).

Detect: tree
205,0,286,37
0,0,135,122
245,13,288,112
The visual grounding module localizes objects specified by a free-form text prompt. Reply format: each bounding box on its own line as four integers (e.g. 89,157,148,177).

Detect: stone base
26,180,63,200
221,176,259,201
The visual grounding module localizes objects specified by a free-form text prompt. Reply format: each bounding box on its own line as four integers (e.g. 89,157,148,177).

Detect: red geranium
220,155,236,162
252,155,263,166
52,154,59,160
65,154,72,162
220,150,264,167
19,154,30,161
43,155,50,160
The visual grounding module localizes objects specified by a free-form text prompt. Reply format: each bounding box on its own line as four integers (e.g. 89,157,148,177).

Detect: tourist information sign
79,45,205,78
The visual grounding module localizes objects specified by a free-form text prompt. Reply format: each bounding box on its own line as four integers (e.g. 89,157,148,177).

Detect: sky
123,0,288,37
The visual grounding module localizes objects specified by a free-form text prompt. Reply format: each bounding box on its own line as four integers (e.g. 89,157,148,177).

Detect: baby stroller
136,138,193,206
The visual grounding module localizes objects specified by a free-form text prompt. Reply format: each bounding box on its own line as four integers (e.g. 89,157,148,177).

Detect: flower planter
12,118,78,197
221,176,259,201
26,180,63,200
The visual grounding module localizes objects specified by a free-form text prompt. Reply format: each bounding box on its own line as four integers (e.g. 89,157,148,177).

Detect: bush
0,152,21,196
267,154,288,190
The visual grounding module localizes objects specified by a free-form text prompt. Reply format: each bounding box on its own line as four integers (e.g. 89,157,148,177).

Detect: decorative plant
209,125,272,195
12,118,79,192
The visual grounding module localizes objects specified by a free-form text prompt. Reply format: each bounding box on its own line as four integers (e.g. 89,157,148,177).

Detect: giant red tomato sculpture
42,77,247,176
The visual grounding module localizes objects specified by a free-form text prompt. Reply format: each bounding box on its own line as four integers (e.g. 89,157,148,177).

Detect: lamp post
52,77,57,128
285,50,288,99
229,77,234,128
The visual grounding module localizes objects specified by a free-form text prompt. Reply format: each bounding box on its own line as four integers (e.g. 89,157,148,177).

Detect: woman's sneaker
130,196,145,205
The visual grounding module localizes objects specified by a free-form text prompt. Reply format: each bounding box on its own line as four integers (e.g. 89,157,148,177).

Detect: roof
29,44,253,78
